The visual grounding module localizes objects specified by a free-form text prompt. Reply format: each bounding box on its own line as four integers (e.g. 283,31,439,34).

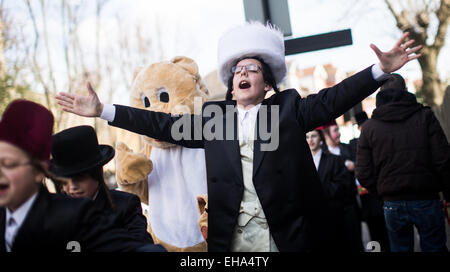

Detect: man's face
0,141,42,211
306,131,321,152
328,125,341,145
63,173,99,199
232,58,271,108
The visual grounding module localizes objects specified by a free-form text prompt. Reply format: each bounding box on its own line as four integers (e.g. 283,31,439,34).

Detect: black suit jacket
339,142,354,162
317,152,351,205
316,151,353,248
0,186,154,252
109,66,383,251
94,188,153,243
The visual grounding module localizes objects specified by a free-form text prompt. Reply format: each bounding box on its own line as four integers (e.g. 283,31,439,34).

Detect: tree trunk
417,48,442,107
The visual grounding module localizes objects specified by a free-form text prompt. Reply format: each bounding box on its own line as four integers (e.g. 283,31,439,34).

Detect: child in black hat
51,125,154,243
0,100,163,252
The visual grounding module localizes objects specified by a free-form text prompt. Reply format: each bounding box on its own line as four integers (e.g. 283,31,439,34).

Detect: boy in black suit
0,99,164,252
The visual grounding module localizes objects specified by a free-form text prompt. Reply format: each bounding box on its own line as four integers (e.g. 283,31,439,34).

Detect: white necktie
5,217,16,252
242,111,255,144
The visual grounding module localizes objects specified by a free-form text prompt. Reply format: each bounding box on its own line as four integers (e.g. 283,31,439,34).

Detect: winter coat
355,88,450,201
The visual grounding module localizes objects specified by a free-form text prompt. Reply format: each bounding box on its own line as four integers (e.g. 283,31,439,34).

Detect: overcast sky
100,0,449,81
6,0,450,90
54,0,445,82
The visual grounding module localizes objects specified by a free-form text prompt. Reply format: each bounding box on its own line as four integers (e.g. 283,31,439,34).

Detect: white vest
230,110,279,252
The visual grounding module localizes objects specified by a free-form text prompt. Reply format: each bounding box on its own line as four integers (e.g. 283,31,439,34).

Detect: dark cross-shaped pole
243,0,353,55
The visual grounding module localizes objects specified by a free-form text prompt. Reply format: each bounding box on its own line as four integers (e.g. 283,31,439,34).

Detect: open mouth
0,183,10,194
239,80,251,89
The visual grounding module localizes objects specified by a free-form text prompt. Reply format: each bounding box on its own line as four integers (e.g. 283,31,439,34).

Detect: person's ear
264,84,271,92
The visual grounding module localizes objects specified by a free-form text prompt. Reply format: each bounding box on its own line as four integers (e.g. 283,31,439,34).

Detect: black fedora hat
354,111,368,126
50,125,115,177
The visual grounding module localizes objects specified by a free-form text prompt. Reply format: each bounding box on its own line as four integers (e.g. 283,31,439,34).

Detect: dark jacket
355,88,450,201
349,138,358,163
317,151,362,251
94,188,153,243
109,66,383,251
317,152,351,207
0,186,159,252
350,137,384,219
338,142,354,162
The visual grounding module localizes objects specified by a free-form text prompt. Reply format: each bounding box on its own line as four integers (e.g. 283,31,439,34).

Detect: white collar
237,103,261,123
312,149,322,160
6,191,39,228
328,145,341,156
312,149,322,169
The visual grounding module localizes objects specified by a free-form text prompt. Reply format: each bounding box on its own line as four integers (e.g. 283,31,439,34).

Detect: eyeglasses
231,64,261,74
0,159,32,171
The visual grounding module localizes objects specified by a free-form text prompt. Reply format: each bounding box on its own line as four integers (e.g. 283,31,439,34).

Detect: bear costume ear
171,56,199,77
133,66,143,81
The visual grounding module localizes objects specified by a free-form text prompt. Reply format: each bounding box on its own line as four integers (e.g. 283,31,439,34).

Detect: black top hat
50,125,115,177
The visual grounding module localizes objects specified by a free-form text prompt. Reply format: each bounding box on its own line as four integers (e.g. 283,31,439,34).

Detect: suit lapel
317,152,327,178
223,105,243,186
0,208,5,252
12,186,48,251
253,100,271,177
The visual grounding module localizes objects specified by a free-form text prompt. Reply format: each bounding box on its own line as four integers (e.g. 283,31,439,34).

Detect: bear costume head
130,56,209,149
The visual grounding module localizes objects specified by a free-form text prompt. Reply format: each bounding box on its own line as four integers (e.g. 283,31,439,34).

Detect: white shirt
328,145,341,156
237,103,261,143
4,192,38,252
99,64,389,122
312,149,322,170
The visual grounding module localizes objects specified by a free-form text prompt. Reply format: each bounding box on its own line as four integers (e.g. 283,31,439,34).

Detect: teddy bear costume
115,56,209,251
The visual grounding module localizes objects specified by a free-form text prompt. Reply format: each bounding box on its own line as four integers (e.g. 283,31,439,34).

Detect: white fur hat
217,21,286,86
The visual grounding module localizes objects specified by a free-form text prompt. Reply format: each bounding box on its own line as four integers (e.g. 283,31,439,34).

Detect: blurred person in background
356,74,450,252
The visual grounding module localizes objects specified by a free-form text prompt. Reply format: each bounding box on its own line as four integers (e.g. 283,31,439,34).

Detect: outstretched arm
56,82,104,117
56,82,204,148
297,32,422,131
371,32,422,73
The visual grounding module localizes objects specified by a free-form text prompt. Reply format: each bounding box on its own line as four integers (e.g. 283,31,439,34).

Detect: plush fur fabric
115,142,151,204
196,194,208,241
217,21,286,86
115,56,209,252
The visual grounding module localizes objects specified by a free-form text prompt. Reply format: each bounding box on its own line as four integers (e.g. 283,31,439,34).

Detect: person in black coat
323,120,354,167
350,111,390,252
356,74,450,252
306,128,354,250
0,185,152,252
56,23,422,251
322,120,364,251
0,100,164,252
50,125,154,243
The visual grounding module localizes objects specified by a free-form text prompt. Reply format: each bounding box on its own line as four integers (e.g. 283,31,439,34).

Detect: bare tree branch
39,0,58,93
433,0,450,50
24,0,53,112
